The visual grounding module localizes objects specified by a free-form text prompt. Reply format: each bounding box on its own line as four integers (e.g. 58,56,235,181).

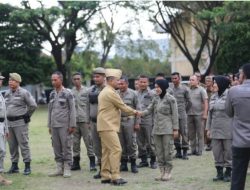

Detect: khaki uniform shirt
0,93,8,135
187,86,208,116
97,85,136,132
137,89,154,125
5,87,37,127
72,85,89,123
171,84,192,118
143,93,179,135
206,90,232,139
118,88,140,125
48,88,76,129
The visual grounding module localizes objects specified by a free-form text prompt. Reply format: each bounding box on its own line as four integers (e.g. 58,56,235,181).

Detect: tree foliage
0,3,54,85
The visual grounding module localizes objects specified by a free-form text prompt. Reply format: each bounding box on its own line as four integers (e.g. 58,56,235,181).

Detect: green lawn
1,106,249,190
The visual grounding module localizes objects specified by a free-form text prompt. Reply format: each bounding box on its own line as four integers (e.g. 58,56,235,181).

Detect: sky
1,0,169,56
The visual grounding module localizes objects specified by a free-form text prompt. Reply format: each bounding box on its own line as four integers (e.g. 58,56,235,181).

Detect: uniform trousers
154,134,173,171
51,127,73,164
8,125,31,163
212,139,232,167
73,122,94,157
188,115,204,154
99,131,121,181
90,121,102,164
119,118,137,160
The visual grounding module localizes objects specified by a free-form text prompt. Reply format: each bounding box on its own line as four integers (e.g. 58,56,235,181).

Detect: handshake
135,110,143,117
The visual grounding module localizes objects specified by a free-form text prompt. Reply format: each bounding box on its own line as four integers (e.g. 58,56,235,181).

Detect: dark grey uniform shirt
225,79,250,147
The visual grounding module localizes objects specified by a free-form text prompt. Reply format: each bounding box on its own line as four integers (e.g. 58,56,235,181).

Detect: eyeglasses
73,78,80,81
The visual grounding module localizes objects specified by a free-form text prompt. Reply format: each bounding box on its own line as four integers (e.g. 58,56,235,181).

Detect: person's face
213,81,219,92
0,79,3,87
93,74,105,86
51,74,62,89
72,74,82,87
155,84,162,95
189,76,198,87
205,80,213,88
109,78,120,89
171,75,180,86
119,80,128,92
134,80,139,90
195,73,201,82
239,70,244,84
139,77,149,90
8,79,19,90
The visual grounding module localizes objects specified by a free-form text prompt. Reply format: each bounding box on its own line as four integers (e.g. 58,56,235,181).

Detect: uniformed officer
97,69,140,185
137,75,157,169
0,74,12,185
5,73,37,175
48,71,76,178
118,76,140,173
142,79,179,181
187,75,208,156
71,72,96,171
206,76,232,182
171,72,192,160
87,67,106,179
204,75,214,151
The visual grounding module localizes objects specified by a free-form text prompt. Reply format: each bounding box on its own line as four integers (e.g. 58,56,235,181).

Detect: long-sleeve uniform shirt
0,93,8,135
48,88,76,129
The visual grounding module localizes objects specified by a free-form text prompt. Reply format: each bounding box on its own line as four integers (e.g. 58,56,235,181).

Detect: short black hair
139,75,148,79
155,72,165,78
242,63,250,79
120,75,129,83
52,71,63,81
72,72,82,77
171,72,180,77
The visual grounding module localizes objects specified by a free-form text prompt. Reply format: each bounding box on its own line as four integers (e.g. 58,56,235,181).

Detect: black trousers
231,146,250,190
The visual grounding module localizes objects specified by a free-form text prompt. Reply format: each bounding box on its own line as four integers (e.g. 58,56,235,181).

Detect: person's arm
141,98,155,116
201,89,208,119
24,90,37,116
225,89,234,117
185,88,192,112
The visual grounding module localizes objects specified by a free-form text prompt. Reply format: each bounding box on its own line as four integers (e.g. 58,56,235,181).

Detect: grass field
1,106,249,190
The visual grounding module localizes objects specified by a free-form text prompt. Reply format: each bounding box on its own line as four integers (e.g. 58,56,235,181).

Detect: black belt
0,118,4,122
7,115,25,121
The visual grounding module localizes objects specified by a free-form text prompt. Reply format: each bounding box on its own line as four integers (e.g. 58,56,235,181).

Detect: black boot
223,167,232,182
130,158,138,173
23,162,31,175
137,156,149,168
182,148,189,160
150,156,157,169
120,158,128,172
7,162,19,174
213,166,224,181
71,156,81,171
89,156,97,171
93,164,101,179
175,148,183,159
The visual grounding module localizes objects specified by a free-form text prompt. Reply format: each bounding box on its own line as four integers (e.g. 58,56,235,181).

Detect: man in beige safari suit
97,69,140,186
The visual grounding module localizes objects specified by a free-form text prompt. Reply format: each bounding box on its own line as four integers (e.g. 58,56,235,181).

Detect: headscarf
155,79,169,99
213,76,230,96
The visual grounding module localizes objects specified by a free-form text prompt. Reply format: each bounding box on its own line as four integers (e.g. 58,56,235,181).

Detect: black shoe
213,166,224,181
89,156,97,172
205,145,212,151
150,156,157,169
130,159,138,173
188,151,197,156
7,162,19,174
223,167,231,182
120,159,128,172
93,171,101,179
112,178,127,186
101,179,111,184
182,149,189,160
137,157,149,168
23,162,31,175
71,156,81,171
175,148,183,159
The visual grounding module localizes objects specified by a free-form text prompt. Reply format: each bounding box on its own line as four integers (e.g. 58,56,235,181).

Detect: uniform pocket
58,98,67,107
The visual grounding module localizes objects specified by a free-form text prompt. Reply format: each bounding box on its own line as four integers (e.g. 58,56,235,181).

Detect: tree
12,1,100,86
0,3,54,85
210,2,250,74
153,1,223,77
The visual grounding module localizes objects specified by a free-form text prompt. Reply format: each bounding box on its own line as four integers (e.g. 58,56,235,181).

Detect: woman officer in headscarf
206,76,232,182
142,79,179,182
